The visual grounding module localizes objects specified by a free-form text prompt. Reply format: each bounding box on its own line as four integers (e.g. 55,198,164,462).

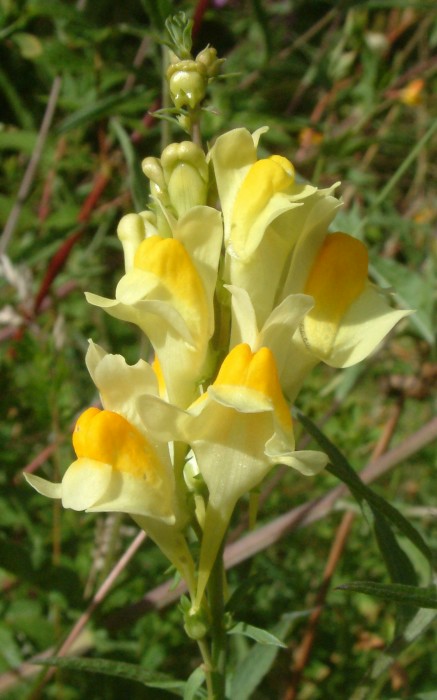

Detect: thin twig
33,530,147,692
0,76,62,256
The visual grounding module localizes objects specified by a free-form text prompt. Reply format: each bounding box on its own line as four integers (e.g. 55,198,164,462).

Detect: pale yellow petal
62,459,112,510
325,285,413,367
24,473,62,500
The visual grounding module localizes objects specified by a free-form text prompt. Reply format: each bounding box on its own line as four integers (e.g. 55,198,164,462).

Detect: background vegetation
1,0,436,698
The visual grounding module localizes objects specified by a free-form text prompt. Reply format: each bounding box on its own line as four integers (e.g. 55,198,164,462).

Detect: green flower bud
161,141,208,217
183,606,209,640
141,157,168,200
141,157,173,235
167,59,208,110
117,213,145,272
195,46,225,78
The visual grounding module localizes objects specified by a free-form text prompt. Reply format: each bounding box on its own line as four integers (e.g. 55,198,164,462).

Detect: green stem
161,45,171,150
196,637,214,699
207,543,227,699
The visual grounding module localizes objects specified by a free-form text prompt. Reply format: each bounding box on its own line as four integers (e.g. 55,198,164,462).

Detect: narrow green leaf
0,66,35,129
140,0,172,31
295,409,432,563
373,511,417,587
183,666,206,700
228,622,287,648
0,130,38,153
57,87,146,134
230,616,295,700
370,259,435,345
35,657,185,696
110,118,149,211
337,581,437,609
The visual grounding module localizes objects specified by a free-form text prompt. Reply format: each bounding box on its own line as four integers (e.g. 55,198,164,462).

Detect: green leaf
11,32,43,59
183,666,206,700
110,118,149,211
295,409,432,564
0,538,82,605
370,258,435,345
350,607,437,700
337,581,437,609
35,657,185,696
230,614,305,700
373,511,417,586
0,129,38,153
228,622,287,648
56,87,147,134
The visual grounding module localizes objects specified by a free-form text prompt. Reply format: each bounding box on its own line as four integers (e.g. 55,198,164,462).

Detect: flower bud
141,157,168,202
141,157,172,235
195,46,225,78
161,141,208,217
183,606,209,640
167,59,208,110
117,213,145,272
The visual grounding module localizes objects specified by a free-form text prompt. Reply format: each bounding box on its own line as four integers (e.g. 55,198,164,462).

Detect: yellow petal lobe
133,235,207,339
73,407,160,484
214,343,292,429
231,156,294,246
303,232,369,356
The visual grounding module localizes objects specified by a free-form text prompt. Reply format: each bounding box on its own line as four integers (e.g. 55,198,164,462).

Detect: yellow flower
210,126,339,327
229,228,411,401
137,343,327,606
399,78,424,106
85,206,223,407
25,407,176,520
25,398,196,594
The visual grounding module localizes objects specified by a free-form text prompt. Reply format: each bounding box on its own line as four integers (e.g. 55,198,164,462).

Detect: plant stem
207,543,227,699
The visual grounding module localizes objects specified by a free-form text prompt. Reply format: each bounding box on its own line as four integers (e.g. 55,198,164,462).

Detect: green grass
1,1,436,698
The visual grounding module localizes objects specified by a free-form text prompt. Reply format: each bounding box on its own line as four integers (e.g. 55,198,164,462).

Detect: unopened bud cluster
167,47,224,111
142,141,209,220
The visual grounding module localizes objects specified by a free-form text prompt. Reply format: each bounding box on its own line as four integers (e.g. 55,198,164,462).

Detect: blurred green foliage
0,0,436,698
